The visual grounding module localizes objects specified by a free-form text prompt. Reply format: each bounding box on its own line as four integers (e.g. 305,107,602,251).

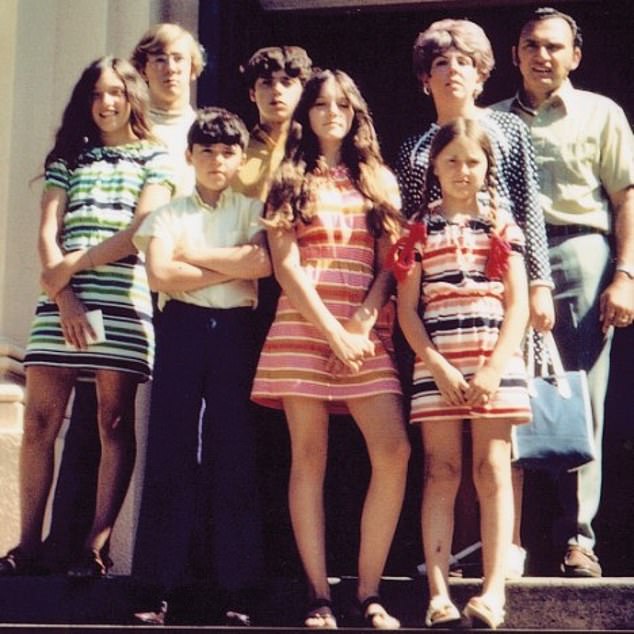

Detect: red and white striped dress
410,210,531,424
251,165,401,414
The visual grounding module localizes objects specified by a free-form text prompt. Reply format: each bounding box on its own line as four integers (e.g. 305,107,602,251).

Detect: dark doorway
199,0,632,164
197,0,634,578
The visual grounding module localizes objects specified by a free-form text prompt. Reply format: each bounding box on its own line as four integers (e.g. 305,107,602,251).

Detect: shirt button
209,317,217,329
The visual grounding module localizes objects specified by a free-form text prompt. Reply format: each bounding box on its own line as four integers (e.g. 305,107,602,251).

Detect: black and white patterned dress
394,110,552,285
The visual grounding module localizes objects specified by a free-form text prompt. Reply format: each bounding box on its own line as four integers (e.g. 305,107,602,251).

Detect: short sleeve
500,210,526,255
133,203,176,254
44,159,70,192
143,146,177,195
599,101,634,197
380,166,402,211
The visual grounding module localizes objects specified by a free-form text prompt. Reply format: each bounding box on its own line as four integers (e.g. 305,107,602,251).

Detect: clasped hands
326,315,375,375
432,361,501,407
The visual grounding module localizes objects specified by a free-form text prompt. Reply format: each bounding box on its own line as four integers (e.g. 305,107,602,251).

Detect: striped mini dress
24,141,174,380
410,210,531,424
251,165,402,414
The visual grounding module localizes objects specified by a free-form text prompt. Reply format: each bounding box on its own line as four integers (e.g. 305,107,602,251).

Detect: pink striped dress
251,165,401,414
410,209,531,424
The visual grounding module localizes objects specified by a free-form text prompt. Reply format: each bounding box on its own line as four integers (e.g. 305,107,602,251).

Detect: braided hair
420,117,499,229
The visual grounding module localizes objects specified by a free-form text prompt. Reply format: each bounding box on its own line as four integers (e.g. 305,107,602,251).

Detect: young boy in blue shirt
132,107,271,625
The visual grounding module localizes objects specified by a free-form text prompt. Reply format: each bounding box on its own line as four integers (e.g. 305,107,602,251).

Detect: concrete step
0,575,633,631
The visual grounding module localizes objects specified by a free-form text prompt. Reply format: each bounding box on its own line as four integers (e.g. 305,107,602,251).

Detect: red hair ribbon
385,222,427,282
485,227,513,279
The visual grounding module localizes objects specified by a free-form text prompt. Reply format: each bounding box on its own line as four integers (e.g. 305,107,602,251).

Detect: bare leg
19,366,77,551
82,370,138,554
347,394,409,599
471,419,514,608
283,397,331,602
511,465,524,546
419,419,463,602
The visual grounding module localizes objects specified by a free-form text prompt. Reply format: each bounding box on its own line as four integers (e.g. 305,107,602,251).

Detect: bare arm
145,235,231,293
177,231,272,280
600,186,634,331
268,225,374,371
396,259,468,405
41,183,172,297
37,187,97,348
465,252,529,405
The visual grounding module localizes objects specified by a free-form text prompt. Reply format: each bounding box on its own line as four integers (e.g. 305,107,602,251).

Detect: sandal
305,598,338,629
463,596,505,629
360,595,400,630
424,596,461,628
134,600,168,626
67,548,108,578
0,546,43,576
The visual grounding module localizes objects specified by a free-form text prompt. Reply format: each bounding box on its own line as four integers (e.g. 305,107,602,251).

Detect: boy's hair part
518,7,583,48
131,23,206,79
187,107,250,150
240,46,313,89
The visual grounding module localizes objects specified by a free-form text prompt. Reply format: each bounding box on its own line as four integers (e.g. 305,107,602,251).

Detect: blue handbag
511,332,595,472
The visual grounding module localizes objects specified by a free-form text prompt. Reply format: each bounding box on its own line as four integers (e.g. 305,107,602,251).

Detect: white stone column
0,0,199,572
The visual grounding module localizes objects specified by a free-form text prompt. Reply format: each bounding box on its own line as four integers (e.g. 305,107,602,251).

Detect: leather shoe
561,545,602,578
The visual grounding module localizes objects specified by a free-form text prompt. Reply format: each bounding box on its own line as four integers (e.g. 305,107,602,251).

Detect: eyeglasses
147,53,190,68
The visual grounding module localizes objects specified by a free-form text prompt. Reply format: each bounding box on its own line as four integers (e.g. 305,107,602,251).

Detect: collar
251,124,287,151
192,185,233,211
513,79,576,116
149,104,195,125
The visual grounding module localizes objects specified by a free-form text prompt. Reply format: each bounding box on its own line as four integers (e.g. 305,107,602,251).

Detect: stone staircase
0,574,633,631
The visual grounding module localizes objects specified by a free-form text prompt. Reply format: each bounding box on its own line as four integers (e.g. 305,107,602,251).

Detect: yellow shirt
233,125,287,202
134,187,264,310
493,81,634,232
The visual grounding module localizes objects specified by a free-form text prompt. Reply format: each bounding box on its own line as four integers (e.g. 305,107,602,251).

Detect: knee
371,434,411,472
22,405,59,447
423,454,461,490
290,441,328,477
473,456,508,498
98,402,135,443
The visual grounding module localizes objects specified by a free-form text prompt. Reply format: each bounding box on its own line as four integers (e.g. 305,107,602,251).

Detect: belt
546,224,602,239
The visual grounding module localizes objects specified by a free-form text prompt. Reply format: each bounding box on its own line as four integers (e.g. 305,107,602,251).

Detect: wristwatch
615,264,634,279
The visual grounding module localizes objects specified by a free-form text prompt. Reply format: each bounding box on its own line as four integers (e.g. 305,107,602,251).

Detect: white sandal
424,595,461,628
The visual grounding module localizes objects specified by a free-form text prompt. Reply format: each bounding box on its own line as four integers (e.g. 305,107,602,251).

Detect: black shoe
67,549,108,578
0,547,44,576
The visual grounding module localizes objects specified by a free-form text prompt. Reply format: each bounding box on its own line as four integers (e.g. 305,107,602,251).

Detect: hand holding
430,361,468,406
464,364,502,407
56,290,96,350
529,285,555,332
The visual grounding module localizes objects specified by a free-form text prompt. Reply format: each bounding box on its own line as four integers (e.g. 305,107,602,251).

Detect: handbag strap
526,329,549,377
542,331,566,376
526,330,572,399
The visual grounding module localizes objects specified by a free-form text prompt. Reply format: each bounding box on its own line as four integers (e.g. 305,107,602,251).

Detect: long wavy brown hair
265,69,402,239
45,57,154,169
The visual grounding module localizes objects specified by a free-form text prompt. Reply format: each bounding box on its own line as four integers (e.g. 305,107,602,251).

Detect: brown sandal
305,598,338,629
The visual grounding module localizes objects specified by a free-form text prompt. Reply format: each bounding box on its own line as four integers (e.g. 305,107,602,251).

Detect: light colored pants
547,233,613,551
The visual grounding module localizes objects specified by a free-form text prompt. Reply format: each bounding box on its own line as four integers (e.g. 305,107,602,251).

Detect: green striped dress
24,141,174,380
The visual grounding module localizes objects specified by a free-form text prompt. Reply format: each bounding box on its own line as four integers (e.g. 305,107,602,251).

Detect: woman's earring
423,84,430,96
